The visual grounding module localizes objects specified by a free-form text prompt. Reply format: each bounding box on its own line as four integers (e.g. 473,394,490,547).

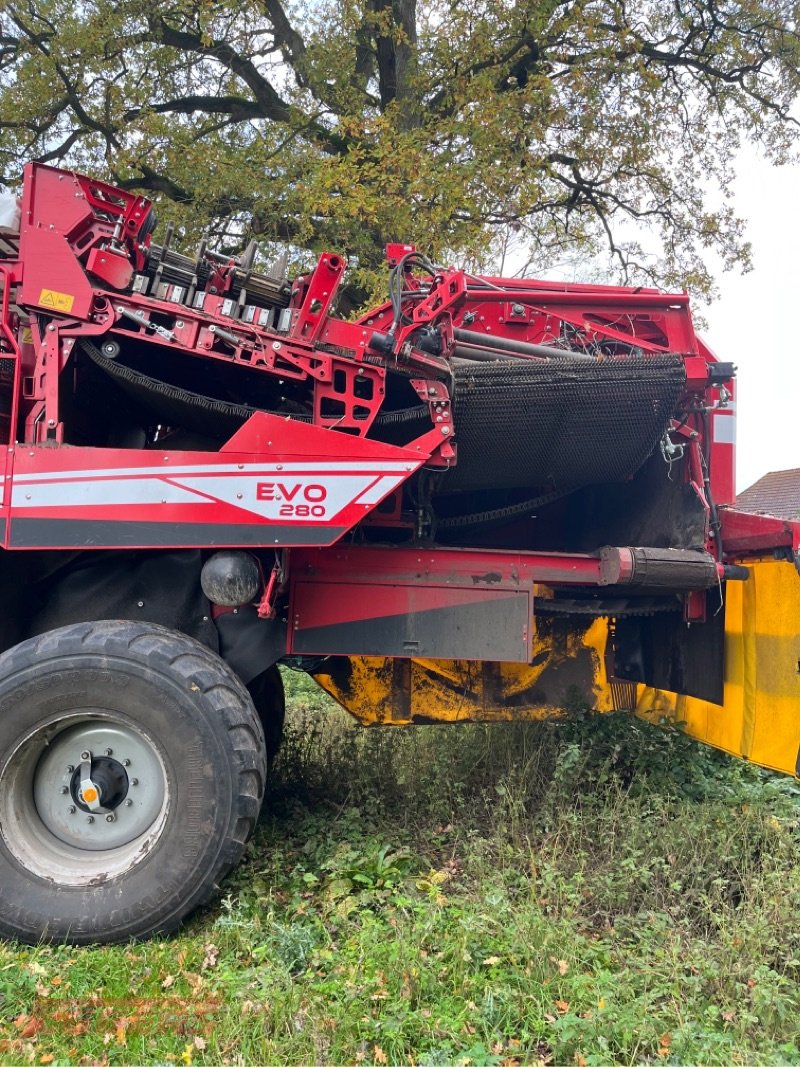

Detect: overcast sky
701,153,800,493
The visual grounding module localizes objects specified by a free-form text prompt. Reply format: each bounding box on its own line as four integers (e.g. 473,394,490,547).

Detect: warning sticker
38,288,75,313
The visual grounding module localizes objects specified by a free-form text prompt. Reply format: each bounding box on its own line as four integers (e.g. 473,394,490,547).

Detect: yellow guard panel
312,558,800,777
636,559,800,777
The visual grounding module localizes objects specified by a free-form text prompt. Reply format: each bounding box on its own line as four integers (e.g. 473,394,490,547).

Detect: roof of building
736,468,800,519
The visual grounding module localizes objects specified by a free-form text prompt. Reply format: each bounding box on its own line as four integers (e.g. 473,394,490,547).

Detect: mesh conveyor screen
442,355,686,494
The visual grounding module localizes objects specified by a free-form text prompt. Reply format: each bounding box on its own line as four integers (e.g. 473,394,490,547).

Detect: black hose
452,328,596,361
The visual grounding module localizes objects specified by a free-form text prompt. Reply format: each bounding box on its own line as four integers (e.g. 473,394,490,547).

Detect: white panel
713,412,736,444
12,478,204,509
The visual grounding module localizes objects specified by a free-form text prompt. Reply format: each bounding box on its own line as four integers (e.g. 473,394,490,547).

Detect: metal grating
441,355,685,494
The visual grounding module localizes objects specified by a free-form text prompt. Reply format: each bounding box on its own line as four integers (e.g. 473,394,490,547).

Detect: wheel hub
70,755,129,813
32,720,166,851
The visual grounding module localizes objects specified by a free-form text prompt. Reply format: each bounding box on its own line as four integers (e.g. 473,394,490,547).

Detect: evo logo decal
12,469,408,524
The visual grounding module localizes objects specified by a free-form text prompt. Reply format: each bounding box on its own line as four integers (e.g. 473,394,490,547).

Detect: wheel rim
0,711,169,886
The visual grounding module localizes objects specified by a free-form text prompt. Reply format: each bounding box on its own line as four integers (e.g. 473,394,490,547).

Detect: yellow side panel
312,559,800,777
636,559,800,777
313,617,614,725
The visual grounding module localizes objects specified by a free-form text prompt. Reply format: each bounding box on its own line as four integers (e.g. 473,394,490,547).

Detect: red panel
6,440,424,550
720,507,800,555
291,544,611,588
291,580,519,630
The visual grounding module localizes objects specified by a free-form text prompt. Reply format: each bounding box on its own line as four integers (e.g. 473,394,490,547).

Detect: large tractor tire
0,620,266,945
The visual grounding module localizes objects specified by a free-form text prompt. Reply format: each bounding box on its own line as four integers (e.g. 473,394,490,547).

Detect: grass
1,669,799,1065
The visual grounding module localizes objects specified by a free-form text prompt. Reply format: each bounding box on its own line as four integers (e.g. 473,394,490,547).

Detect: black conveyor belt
441,355,685,493
85,340,685,497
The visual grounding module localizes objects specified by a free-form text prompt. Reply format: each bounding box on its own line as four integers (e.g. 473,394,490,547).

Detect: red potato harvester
0,163,795,944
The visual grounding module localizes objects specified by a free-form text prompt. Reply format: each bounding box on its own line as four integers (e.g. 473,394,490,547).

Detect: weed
0,669,798,1065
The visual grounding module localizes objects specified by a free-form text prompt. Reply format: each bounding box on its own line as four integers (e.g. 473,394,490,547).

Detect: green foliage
1,671,799,1065
2,0,799,296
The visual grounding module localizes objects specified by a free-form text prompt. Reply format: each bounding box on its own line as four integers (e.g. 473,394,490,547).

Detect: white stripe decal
11,478,204,509
352,474,406,505
14,460,416,484
11,469,410,522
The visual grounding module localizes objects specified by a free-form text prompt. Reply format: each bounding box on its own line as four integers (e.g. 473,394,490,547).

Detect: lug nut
87,816,94,824
105,748,113,756
131,778,139,786
125,799,133,807
122,758,131,767
66,765,74,773
80,751,90,760
60,786,69,795
68,806,76,814
105,814,115,823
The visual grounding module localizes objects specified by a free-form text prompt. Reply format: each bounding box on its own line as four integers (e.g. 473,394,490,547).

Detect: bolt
441,426,451,435
105,814,115,823
272,341,282,351
60,786,69,795
80,751,90,761
137,600,144,608
68,805,76,814
87,815,94,824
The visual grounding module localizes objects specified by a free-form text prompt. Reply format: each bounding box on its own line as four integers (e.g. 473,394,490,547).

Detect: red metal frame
0,160,779,651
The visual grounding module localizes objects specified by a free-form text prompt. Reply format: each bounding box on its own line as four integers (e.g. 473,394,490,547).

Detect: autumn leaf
14,1014,43,1039
555,1000,570,1014
558,960,569,975
373,1045,388,1064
